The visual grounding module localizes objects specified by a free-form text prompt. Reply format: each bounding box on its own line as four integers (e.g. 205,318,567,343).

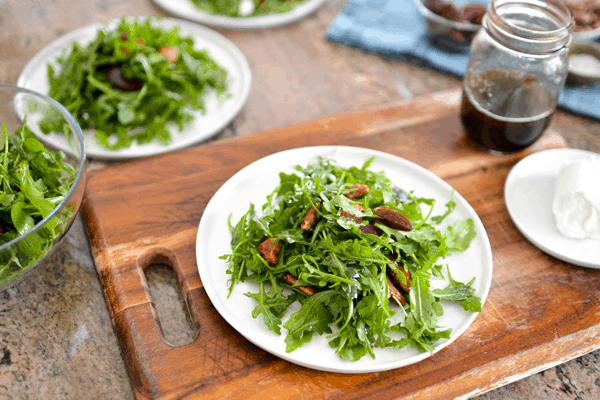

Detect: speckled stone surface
0,216,133,399
477,352,600,399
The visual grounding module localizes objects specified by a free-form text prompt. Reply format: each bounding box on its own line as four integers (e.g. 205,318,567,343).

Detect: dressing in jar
460,0,574,154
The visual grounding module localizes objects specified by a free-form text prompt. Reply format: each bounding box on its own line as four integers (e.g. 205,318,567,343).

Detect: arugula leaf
284,291,338,352
431,191,456,224
432,267,483,312
10,200,36,235
245,280,296,335
445,218,476,253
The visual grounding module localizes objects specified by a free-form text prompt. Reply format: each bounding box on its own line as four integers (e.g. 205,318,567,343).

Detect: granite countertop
1,0,600,399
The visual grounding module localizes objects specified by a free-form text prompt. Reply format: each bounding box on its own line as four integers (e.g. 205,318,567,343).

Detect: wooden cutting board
81,89,600,400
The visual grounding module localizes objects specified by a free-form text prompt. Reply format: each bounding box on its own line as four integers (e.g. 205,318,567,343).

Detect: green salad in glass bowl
0,83,86,288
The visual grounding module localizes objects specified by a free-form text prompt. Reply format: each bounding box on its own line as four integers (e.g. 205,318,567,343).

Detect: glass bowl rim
0,82,87,253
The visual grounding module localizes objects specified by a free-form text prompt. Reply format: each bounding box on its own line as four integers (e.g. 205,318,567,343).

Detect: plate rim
16,16,252,160
195,145,494,373
504,148,600,269
151,0,328,30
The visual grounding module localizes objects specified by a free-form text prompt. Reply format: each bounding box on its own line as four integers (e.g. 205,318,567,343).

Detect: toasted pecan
258,238,281,266
105,65,143,91
386,254,411,293
300,204,321,230
359,223,383,236
350,200,365,212
373,207,413,231
345,184,369,199
387,276,407,306
340,210,382,236
340,209,362,224
282,272,317,295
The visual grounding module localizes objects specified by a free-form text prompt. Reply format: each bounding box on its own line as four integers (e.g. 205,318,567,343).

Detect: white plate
152,0,327,30
505,148,600,269
16,17,252,160
195,146,494,373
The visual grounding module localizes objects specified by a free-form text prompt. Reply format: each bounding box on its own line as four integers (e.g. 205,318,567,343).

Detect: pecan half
386,254,411,293
340,210,382,236
282,272,317,295
340,209,362,224
345,184,369,199
258,238,281,266
373,207,413,231
387,276,406,306
350,200,365,212
359,223,383,236
105,65,143,91
300,204,321,230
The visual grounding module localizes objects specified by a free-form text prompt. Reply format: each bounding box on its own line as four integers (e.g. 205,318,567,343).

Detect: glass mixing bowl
0,83,86,288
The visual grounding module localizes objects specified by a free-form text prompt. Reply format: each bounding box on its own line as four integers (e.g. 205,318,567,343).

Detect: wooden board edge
213,89,463,147
429,128,568,181
406,326,600,399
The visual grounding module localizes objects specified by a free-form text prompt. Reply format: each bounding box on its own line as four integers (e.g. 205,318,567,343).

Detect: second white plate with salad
152,0,328,30
17,17,252,160
195,146,493,373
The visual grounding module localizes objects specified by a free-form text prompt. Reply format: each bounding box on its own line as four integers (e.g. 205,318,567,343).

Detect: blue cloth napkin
327,0,600,121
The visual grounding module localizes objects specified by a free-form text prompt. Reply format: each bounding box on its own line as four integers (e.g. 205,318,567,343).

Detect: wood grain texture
81,90,600,400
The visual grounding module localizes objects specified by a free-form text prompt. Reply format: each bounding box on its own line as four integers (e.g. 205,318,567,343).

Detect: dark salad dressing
460,70,556,153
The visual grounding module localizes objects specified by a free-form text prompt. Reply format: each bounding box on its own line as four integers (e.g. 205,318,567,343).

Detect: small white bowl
567,40,600,86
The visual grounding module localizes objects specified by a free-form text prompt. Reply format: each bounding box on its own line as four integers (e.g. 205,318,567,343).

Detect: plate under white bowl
17,17,252,160
195,145,494,373
152,0,327,30
504,148,600,269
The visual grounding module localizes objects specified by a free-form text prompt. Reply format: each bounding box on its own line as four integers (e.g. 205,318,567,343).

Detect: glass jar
460,0,574,154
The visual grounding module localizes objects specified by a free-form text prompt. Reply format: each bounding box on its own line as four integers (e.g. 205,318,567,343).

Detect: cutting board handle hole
144,263,199,347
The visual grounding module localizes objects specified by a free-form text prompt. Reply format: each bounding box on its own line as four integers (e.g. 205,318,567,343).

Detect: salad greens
0,122,76,285
221,157,482,361
41,17,229,150
191,0,309,17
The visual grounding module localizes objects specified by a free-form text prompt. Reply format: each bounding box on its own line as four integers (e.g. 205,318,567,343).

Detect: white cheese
239,0,255,17
552,156,600,240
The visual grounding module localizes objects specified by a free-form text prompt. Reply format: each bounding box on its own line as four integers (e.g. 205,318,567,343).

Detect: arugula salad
0,122,76,284
191,0,309,18
221,157,482,362
41,17,229,150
